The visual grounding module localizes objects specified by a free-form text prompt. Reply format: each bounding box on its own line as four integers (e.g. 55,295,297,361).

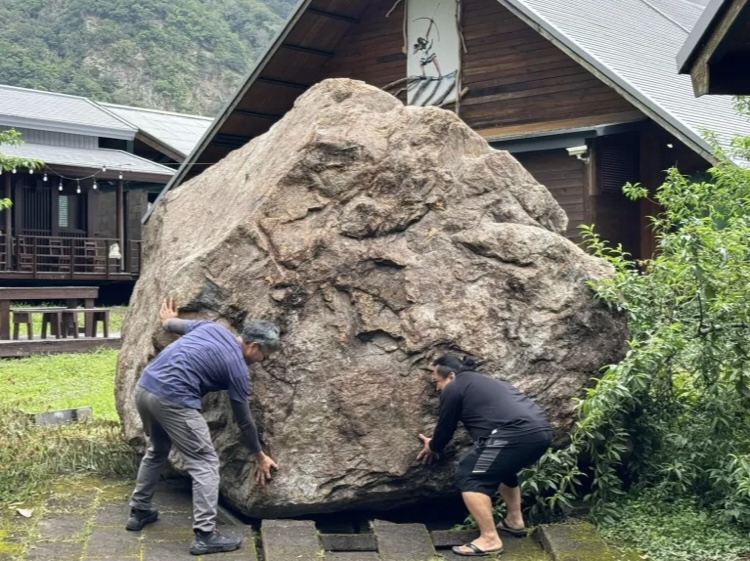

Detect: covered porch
0,143,173,281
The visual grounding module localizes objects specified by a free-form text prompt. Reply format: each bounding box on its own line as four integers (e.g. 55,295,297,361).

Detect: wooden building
151,0,750,261
678,0,750,95
0,86,212,284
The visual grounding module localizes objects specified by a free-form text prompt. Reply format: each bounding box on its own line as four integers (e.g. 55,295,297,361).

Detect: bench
59,308,111,339
10,307,66,340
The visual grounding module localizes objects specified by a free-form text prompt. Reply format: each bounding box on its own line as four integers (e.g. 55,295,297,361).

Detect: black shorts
455,430,552,496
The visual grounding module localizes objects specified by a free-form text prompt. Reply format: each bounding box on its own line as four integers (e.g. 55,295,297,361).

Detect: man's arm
429,385,462,454
162,318,191,335
229,400,262,454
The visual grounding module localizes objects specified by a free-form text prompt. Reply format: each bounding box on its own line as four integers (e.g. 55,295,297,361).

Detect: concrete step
372,520,436,561
261,519,321,561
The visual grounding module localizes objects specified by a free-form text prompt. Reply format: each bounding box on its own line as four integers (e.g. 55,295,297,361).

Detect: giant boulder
116,78,626,518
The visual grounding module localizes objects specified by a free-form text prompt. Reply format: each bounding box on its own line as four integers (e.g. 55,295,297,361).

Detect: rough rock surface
116,78,627,518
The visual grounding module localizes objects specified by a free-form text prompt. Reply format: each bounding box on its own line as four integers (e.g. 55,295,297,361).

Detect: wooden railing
0,234,142,278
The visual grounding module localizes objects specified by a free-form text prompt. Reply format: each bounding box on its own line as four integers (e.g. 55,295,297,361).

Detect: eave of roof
0,142,174,183
0,85,137,141
677,0,727,71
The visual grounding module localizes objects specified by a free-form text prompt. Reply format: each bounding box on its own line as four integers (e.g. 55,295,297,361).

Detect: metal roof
0,85,136,140
0,142,174,181
501,0,750,160
99,103,214,158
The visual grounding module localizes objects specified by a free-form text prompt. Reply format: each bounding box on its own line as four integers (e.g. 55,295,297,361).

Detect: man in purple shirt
126,298,280,556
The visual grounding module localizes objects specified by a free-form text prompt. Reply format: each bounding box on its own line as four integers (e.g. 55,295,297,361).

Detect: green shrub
515,100,750,553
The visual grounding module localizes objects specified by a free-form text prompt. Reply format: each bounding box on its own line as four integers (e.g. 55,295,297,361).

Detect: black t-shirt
429,371,550,454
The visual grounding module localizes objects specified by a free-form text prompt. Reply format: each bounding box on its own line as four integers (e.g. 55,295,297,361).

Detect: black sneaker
189,530,242,556
125,508,159,531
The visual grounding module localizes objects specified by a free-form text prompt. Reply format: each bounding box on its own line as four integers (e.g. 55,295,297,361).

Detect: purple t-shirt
138,321,249,409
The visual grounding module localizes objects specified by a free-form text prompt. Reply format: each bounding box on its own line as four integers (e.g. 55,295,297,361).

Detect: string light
76,180,81,194
11,168,16,174
58,181,63,192
102,166,107,172
29,168,33,174
93,180,98,190
118,171,123,180
43,173,48,182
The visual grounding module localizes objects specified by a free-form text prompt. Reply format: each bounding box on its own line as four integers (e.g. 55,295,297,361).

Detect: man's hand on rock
416,433,439,465
160,297,179,322
254,451,279,486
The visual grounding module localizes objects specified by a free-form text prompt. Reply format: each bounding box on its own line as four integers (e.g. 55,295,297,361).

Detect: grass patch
0,347,135,505
0,349,118,420
598,492,750,561
0,406,137,503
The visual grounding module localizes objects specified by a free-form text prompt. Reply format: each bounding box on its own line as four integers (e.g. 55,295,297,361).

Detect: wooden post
4,174,11,271
116,179,125,272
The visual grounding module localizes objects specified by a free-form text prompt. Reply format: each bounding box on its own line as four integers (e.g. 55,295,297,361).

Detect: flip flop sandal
496,519,528,538
451,542,505,557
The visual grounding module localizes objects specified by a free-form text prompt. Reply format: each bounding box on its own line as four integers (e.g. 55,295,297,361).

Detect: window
59,195,69,228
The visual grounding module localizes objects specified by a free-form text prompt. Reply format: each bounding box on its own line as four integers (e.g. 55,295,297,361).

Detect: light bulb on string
102,166,107,172
29,168,34,174
43,173,48,182
93,180,98,190
11,168,16,174
118,171,123,180
58,182,63,192
76,180,81,194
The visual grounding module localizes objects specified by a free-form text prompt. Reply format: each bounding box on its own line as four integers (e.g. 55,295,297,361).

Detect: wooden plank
476,111,644,141
0,287,99,300
0,336,120,358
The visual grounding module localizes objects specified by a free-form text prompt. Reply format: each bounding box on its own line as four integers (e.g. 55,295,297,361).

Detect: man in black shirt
417,354,552,557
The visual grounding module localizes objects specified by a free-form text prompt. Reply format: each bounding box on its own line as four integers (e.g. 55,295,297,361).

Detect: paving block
142,539,197,561
261,519,321,561
84,527,142,558
143,511,195,538
372,520,436,561
430,530,480,547
320,533,377,551
81,558,139,561
153,479,194,513
93,503,128,527
26,541,83,560
33,406,92,425
535,523,620,561
37,513,89,541
439,536,548,561
44,489,98,513
326,553,380,561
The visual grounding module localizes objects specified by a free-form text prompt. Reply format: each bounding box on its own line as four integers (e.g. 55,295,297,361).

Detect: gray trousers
129,386,220,533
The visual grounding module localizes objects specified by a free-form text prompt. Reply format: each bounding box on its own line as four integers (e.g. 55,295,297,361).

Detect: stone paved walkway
0,476,628,561
0,478,254,561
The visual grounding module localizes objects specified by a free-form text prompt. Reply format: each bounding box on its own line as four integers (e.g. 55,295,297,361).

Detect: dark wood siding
592,133,641,259
320,0,406,93
514,149,587,242
320,0,637,133
459,0,636,131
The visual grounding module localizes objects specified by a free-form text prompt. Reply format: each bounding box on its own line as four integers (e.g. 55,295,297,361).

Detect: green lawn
0,349,119,420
